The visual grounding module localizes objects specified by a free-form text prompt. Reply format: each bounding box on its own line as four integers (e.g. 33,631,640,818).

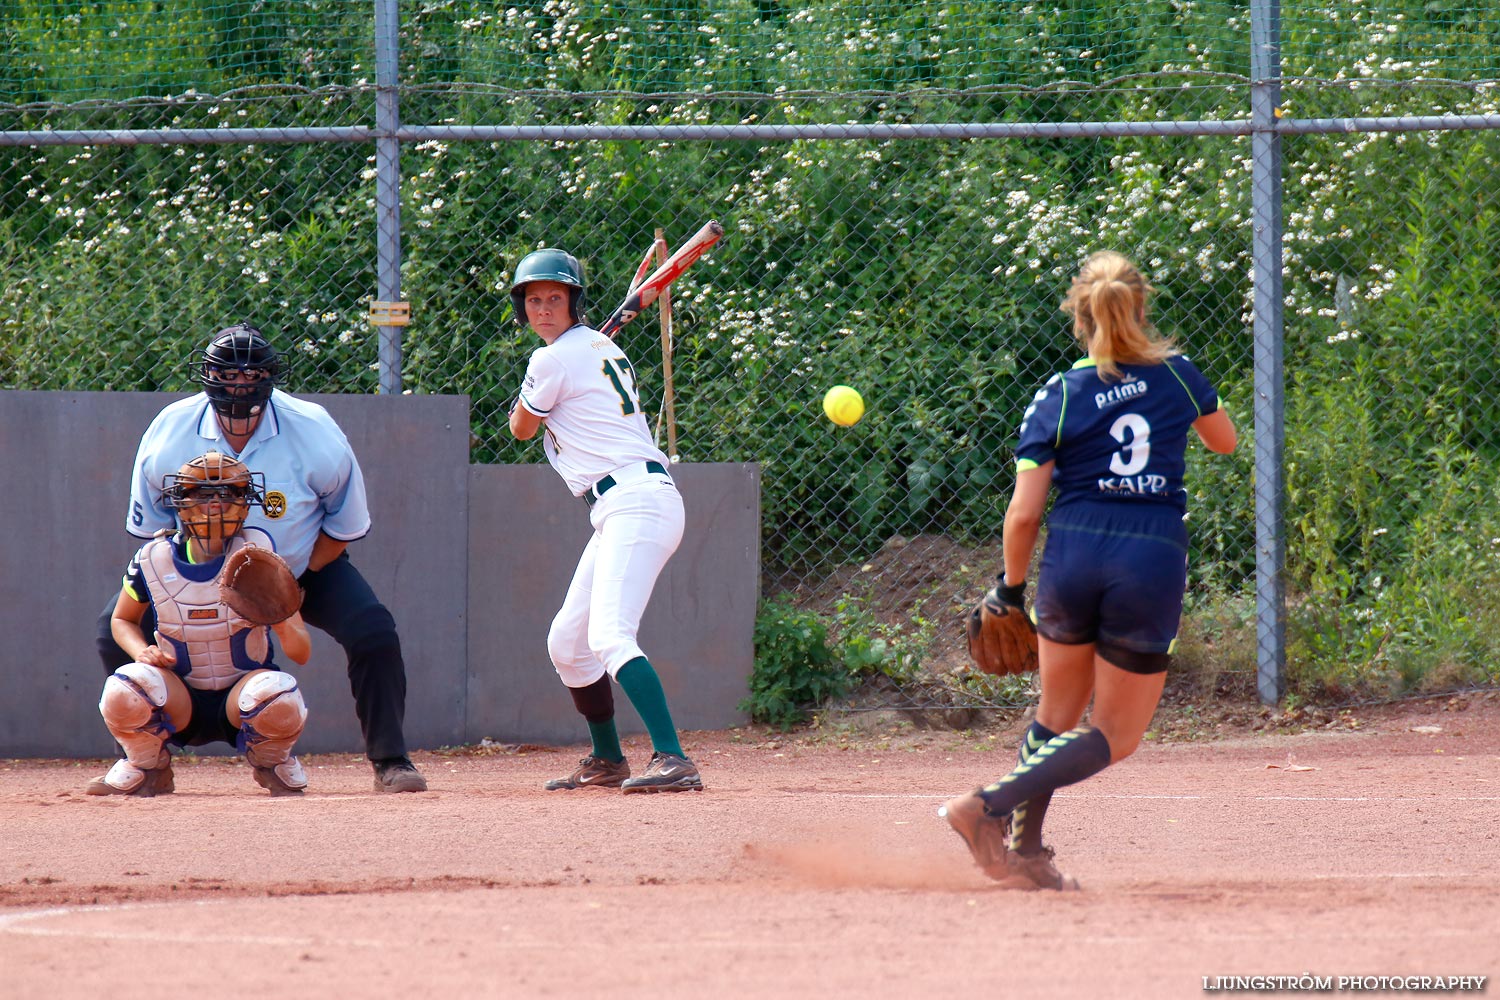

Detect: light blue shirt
127,389,371,577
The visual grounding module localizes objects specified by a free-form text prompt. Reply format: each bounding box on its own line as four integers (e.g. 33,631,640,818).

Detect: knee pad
100,663,170,732
238,671,307,767
238,671,307,738
100,664,173,767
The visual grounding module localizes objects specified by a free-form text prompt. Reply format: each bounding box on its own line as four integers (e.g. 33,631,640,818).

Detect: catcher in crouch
88,452,312,797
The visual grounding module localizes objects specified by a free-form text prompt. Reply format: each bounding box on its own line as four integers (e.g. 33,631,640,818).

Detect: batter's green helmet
510,248,585,325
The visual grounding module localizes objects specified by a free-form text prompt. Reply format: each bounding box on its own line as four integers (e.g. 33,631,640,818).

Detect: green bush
742,592,927,729
742,597,854,730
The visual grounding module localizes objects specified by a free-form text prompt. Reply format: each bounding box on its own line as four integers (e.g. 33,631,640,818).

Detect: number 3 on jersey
602,357,640,415
1108,412,1151,476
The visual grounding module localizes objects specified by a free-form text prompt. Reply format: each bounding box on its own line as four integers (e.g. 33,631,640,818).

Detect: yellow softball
822,385,865,427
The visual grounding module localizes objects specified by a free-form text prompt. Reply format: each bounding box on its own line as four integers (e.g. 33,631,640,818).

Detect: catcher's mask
510,248,585,326
197,323,284,423
161,452,266,553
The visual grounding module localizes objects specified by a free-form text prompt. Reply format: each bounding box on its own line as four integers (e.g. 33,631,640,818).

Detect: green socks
587,719,624,763
616,657,684,757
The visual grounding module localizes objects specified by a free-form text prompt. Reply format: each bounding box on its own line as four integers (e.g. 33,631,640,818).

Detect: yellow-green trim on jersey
1161,356,1208,418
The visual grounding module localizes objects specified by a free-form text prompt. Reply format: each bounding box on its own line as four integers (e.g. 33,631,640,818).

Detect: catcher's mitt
219,545,303,625
966,583,1038,676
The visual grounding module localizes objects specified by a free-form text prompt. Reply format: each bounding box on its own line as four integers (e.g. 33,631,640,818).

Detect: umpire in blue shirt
94,324,426,792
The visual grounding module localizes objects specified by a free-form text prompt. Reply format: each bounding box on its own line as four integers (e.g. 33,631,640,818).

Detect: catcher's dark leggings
95,552,410,762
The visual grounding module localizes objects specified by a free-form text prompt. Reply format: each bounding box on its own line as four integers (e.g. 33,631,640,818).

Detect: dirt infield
4,695,1498,999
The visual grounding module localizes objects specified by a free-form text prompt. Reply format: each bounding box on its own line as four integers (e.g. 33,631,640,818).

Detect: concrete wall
0,391,756,757
466,463,759,745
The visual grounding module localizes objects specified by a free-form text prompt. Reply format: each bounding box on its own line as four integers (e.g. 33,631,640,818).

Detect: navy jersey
1015,355,1220,513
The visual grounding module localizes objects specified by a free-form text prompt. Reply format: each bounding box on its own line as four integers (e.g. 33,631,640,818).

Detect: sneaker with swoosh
620,751,704,793
545,754,630,790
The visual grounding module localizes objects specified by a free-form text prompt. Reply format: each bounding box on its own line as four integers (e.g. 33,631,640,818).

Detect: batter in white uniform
508,248,703,793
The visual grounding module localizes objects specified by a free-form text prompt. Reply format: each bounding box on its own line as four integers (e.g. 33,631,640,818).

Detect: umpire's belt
584,461,670,506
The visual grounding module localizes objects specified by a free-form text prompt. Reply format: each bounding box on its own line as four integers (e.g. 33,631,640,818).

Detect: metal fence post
373,0,404,394
1250,0,1287,704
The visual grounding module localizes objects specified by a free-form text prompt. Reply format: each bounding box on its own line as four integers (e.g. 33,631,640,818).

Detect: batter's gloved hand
219,546,304,625
965,577,1039,676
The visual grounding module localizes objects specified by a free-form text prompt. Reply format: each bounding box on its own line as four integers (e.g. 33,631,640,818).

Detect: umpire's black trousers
95,552,410,762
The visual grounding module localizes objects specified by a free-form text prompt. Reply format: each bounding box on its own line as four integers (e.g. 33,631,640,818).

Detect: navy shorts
168,684,241,750
1033,501,1189,672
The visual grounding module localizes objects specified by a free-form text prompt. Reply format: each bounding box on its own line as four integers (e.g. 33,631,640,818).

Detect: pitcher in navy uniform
941,251,1238,889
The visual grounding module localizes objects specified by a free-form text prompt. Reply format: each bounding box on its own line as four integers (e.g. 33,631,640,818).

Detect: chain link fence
4,1,1500,711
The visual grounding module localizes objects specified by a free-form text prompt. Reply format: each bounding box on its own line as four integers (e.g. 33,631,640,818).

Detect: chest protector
139,528,275,691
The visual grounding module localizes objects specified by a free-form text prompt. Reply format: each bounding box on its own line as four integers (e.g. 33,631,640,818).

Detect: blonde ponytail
1061,251,1175,381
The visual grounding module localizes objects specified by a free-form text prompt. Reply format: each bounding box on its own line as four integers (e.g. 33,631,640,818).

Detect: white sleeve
518,349,567,416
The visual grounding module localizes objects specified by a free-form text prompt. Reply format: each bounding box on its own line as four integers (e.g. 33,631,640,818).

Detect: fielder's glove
965,577,1039,676
219,545,304,625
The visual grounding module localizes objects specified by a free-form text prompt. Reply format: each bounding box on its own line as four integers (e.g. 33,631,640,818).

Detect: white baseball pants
547,477,684,687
